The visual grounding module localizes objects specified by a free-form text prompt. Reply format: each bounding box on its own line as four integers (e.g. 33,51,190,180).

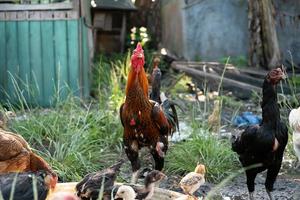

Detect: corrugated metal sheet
94,0,136,11
0,18,90,107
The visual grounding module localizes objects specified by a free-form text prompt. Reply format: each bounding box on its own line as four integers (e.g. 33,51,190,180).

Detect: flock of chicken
0,43,299,200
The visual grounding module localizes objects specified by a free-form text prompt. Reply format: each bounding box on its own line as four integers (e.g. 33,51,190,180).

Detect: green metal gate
0,17,90,107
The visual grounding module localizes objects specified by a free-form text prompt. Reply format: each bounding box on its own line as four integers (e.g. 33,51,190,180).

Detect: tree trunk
248,0,281,69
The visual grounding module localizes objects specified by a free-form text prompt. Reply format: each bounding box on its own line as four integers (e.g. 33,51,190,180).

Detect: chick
207,100,221,133
129,170,166,200
76,159,125,200
289,107,300,168
179,164,206,198
114,185,137,200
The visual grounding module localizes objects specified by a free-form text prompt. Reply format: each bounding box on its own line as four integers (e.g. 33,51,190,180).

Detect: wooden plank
5,12,18,20
40,11,54,19
17,21,31,105
81,20,90,98
0,22,6,100
16,11,29,19
78,18,83,97
120,14,126,53
0,10,78,21
176,62,265,87
28,11,41,20
54,11,67,19
0,13,5,20
66,11,78,19
171,62,261,98
54,20,68,100
41,20,55,106
6,21,19,103
0,2,73,11
30,21,43,105
67,20,80,96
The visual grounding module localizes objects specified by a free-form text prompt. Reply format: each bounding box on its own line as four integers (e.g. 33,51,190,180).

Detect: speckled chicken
0,111,57,188
76,159,124,200
289,107,300,168
179,164,206,198
0,170,55,200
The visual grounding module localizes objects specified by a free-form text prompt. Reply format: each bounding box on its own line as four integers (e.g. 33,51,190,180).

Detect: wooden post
120,12,126,53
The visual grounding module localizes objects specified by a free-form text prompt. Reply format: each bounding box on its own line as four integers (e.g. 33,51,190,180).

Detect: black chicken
0,171,52,200
75,159,124,200
150,62,180,136
231,67,288,200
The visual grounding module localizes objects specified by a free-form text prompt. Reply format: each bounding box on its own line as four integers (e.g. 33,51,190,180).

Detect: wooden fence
0,2,90,107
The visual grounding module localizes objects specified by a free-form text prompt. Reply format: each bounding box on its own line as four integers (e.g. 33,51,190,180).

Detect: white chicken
115,185,137,200
289,107,300,168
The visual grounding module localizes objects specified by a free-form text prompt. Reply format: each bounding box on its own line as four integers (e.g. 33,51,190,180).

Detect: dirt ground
119,154,300,200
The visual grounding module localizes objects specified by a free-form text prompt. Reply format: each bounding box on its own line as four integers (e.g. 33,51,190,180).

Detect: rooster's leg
265,161,282,200
124,140,140,184
245,170,257,200
150,148,165,171
266,190,274,200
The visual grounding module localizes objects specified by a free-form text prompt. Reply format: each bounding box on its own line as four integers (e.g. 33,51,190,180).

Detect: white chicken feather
289,107,300,168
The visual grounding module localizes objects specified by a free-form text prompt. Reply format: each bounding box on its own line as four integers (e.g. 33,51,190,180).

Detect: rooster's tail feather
160,94,180,136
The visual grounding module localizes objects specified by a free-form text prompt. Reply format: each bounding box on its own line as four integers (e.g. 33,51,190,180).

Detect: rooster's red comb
135,42,143,52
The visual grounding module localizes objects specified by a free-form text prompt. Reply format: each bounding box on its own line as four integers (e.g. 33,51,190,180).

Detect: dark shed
92,0,137,53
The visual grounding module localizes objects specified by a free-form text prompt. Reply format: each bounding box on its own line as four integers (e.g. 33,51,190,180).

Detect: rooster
289,107,300,168
0,111,57,189
120,43,178,183
231,67,288,200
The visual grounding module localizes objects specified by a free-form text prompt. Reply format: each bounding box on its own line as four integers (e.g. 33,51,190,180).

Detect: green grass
9,97,123,182
166,132,239,183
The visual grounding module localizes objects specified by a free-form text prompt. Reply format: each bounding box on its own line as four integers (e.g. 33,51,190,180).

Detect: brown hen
0,111,57,189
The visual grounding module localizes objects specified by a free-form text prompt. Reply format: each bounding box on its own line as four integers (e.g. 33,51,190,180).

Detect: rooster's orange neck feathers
126,43,148,98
